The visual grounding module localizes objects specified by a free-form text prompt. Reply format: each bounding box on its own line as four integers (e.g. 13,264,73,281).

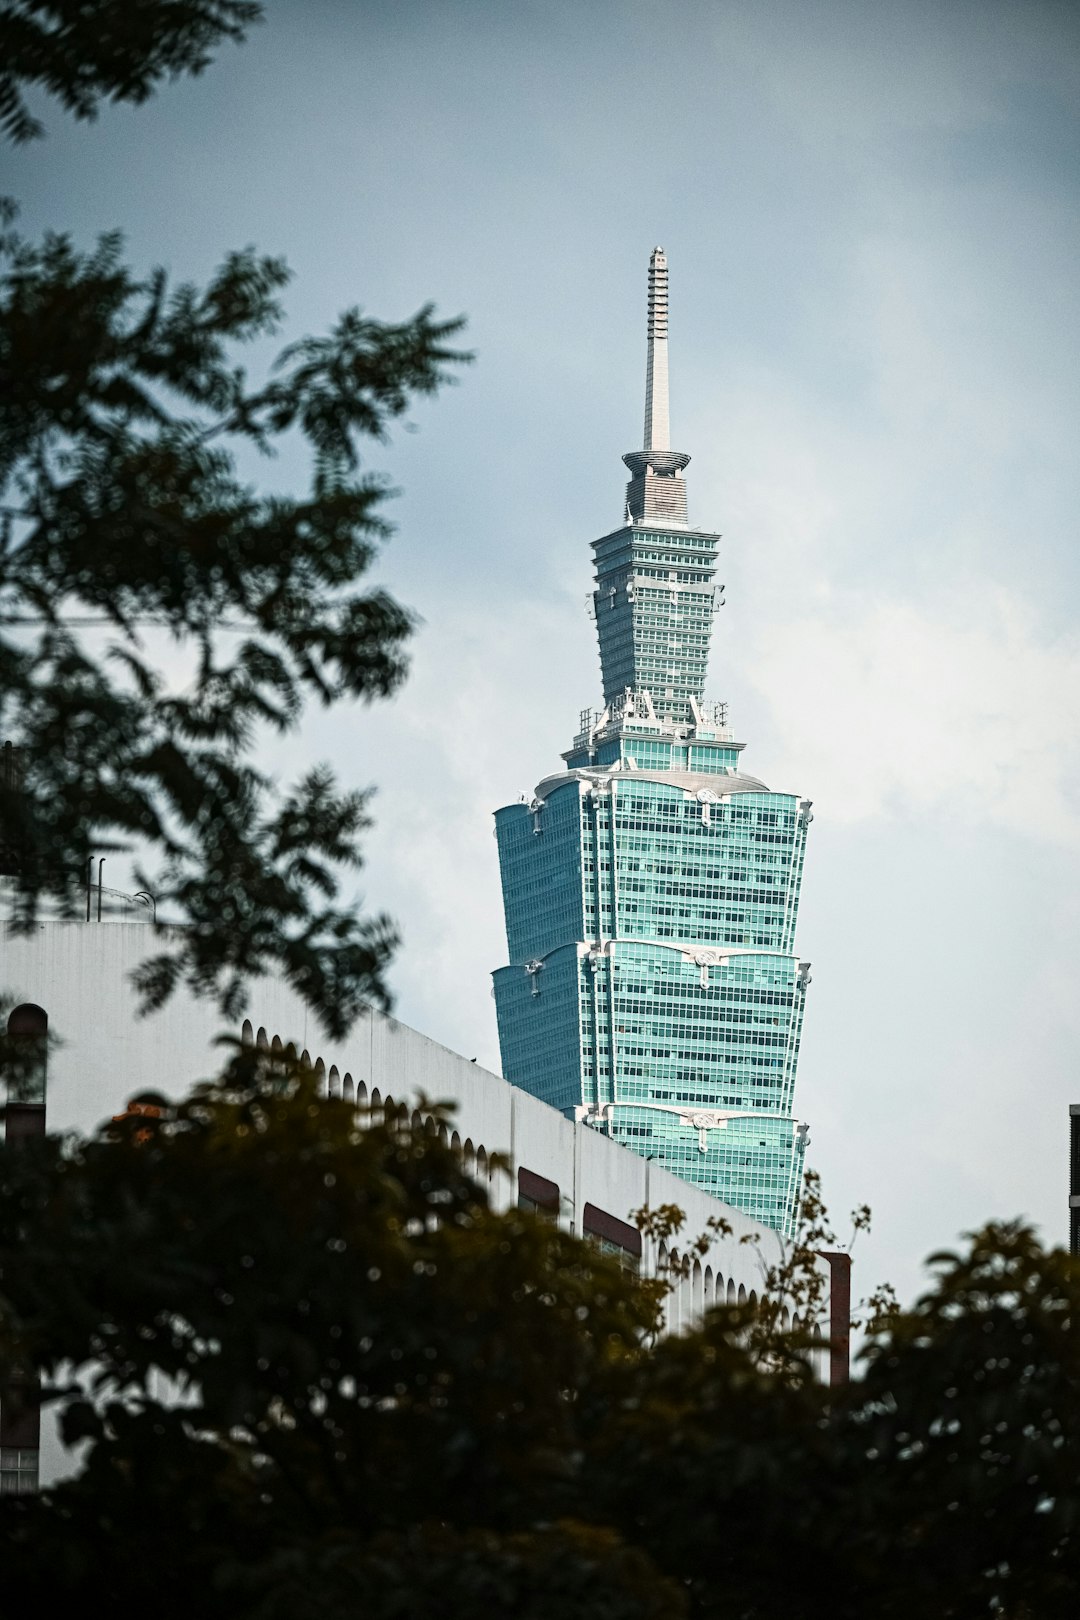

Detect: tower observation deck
491,250,813,1236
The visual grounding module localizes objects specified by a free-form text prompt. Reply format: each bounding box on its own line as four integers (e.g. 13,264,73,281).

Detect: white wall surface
6,913,831,1487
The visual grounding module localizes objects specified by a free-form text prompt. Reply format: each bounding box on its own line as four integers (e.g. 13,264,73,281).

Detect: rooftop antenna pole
643,246,670,452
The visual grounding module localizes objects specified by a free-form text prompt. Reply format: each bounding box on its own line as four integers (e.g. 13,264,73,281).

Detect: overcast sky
8,0,1080,1308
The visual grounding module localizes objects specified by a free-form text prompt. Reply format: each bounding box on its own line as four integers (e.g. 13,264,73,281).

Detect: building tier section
592,524,721,725
494,770,812,1233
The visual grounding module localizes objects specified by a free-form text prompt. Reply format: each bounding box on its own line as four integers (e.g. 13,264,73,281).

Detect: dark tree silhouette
0,1060,1076,1619
0,1,469,1036
0,0,262,142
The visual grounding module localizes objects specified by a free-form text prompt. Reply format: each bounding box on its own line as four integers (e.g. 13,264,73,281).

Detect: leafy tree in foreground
0,0,470,1036
0,0,262,143
0,225,467,1033
0,1059,1076,1618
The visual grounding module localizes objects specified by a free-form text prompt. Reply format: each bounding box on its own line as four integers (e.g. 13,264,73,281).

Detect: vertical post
821,1250,852,1387
97,857,105,922
1070,1104,1080,1256
2,1005,47,1494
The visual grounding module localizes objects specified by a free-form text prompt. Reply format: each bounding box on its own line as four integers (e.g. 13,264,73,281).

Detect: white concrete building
3,882,846,1487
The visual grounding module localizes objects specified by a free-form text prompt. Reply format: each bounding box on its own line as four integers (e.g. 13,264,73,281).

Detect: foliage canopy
0,1062,1077,1619
0,0,262,142
0,2,469,1036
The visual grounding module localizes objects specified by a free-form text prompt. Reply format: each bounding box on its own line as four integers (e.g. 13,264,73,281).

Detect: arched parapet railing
655,1241,673,1333
691,1259,704,1322
811,1320,826,1381
667,1249,682,1335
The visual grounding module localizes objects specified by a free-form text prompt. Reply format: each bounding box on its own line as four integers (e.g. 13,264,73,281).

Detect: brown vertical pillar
820,1250,852,1387
2,1004,47,1492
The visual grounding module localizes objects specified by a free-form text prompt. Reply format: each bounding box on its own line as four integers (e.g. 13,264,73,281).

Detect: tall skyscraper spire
623,249,690,527
643,246,670,451
491,250,814,1240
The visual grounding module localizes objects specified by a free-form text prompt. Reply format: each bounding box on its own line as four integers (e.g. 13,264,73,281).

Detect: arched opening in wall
241,1019,253,1046
284,1042,298,1065
703,1265,714,1309
692,1259,704,1320
738,1284,747,1306
476,1146,488,1182
256,1027,268,1050
811,1320,826,1382
370,1087,382,1126
328,1065,341,1099
668,1251,681,1335
4,1003,47,1142
300,1048,311,1069
451,1130,461,1157
356,1079,368,1111
748,1289,759,1314
424,1115,438,1138
410,1109,423,1135
382,1093,397,1126
437,1122,449,1148
781,1307,791,1332
314,1057,326,1096
271,1034,283,1058
726,1278,736,1305
656,1241,668,1321
342,1073,355,1102
463,1138,475,1175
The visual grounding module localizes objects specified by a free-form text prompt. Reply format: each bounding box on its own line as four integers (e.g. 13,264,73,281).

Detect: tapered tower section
492,251,813,1236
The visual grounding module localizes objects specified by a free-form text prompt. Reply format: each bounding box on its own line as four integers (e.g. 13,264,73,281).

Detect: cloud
746,586,1080,844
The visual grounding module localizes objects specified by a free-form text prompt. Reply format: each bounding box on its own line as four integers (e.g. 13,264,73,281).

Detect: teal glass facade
492,256,812,1235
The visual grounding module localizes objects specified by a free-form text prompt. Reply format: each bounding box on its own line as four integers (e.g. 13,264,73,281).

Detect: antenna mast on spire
644,246,670,452
622,247,690,525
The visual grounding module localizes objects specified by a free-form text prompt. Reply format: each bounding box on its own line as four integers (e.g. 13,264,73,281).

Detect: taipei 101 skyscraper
492,250,813,1235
